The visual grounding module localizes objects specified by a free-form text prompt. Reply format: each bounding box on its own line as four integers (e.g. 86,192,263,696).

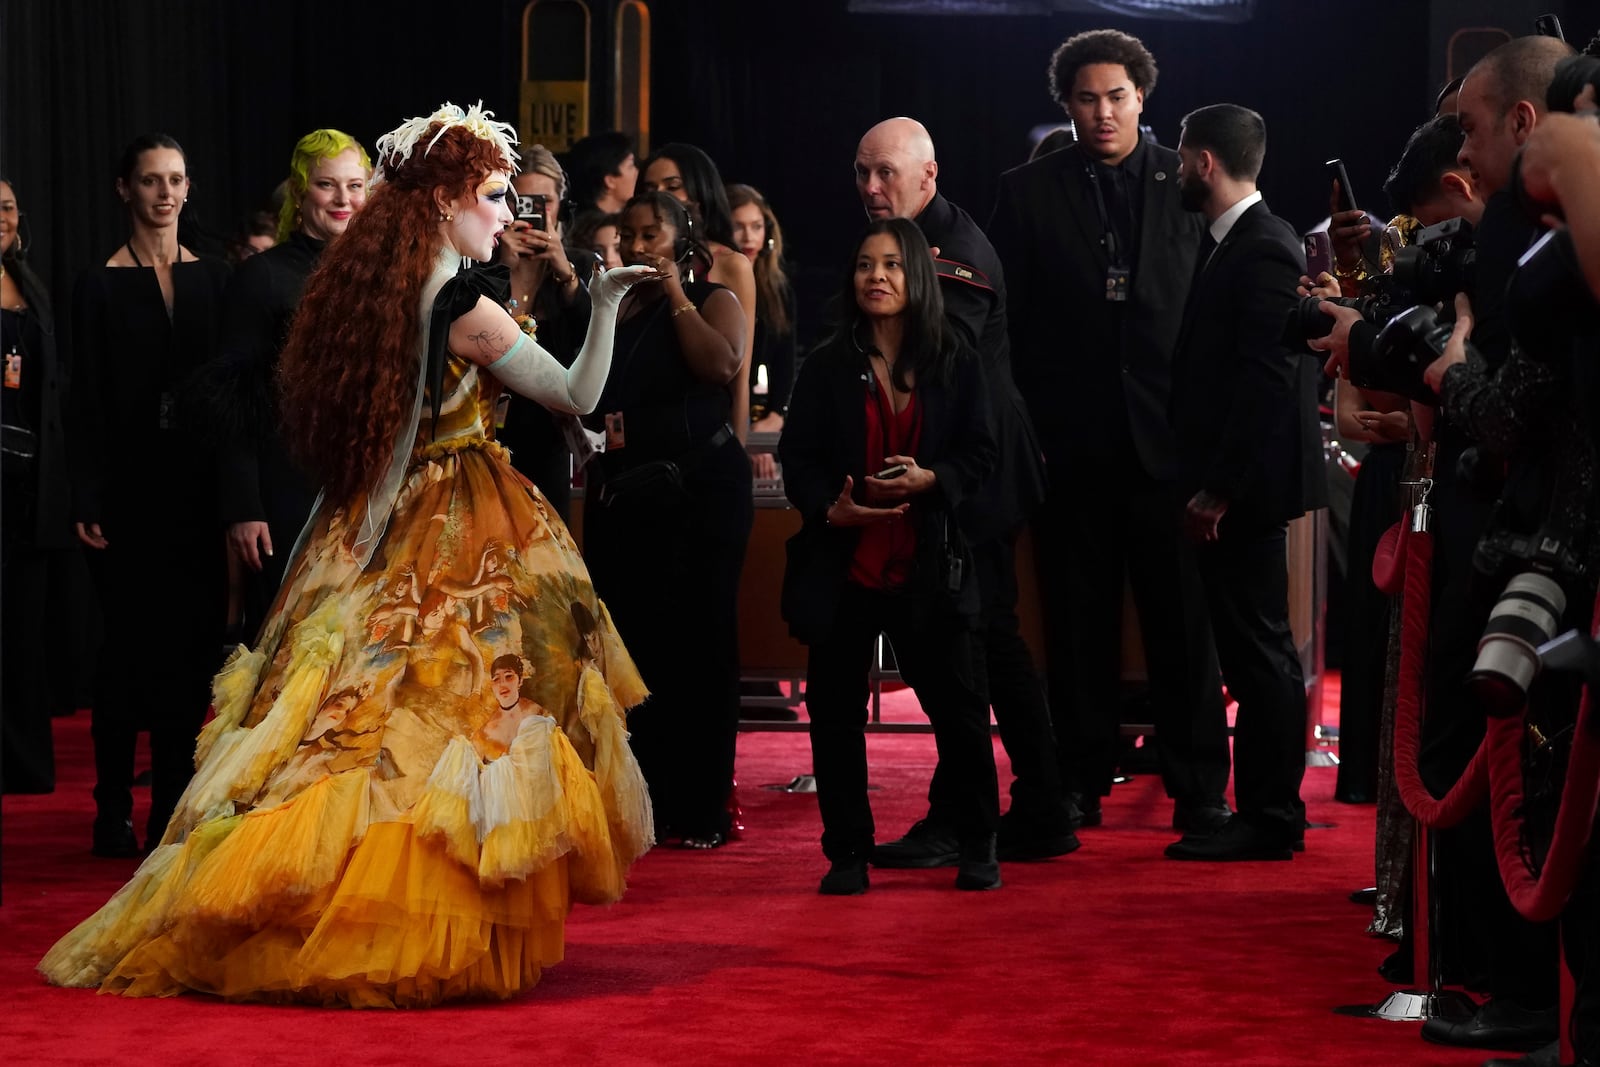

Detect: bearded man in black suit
988,29,1230,837
1165,103,1325,862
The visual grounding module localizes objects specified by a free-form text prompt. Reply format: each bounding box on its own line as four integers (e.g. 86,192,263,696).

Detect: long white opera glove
485,265,656,415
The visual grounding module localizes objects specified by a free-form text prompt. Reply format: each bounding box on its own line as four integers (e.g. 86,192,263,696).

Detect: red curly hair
280,125,510,505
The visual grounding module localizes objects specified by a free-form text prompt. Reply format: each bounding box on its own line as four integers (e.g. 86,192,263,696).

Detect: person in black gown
1,177,75,795
68,134,230,855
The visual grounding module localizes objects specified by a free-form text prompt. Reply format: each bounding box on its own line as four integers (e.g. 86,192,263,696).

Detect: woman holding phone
496,145,592,519
581,190,752,850
778,217,1000,896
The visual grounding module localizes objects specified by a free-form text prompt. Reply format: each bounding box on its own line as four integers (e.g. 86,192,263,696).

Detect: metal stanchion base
1335,988,1477,1022
763,775,817,794
760,776,881,794
1306,748,1340,768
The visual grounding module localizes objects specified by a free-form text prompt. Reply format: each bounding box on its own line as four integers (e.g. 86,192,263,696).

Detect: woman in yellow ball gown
39,103,660,1007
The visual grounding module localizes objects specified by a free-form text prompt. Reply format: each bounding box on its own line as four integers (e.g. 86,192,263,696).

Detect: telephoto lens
1469,571,1568,716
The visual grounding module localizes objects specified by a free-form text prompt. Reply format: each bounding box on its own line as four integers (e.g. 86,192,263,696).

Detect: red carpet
1,685,1491,1066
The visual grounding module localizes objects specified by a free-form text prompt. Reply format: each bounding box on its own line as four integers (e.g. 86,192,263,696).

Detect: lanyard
1084,161,1125,268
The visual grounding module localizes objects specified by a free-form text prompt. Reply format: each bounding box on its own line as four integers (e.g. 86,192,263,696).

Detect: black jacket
69,256,230,526
778,332,996,643
915,192,1046,543
205,232,321,532
1,256,71,549
1171,199,1326,526
989,141,1204,478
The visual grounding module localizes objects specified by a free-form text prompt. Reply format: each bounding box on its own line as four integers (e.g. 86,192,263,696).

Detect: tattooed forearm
467,328,514,361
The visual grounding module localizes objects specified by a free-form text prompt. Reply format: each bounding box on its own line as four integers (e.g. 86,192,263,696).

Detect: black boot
819,859,869,896
91,815,140,858
872,819,960,868
997,808,1080,861
955,834,1002,891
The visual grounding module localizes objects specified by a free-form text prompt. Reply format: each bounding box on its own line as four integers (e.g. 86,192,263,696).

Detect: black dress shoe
1172,800,1232,836
997,811,1081,862
1377,948,1413,984
1420,998,1558,1052
818,860,869,895
91,817,140,859
1067,792,1103,828
679,831,728,850
1164,816,1295,861
872,819,960,868
1482,1040,1560,1067
955,834,1002,891
1349,886,1378,906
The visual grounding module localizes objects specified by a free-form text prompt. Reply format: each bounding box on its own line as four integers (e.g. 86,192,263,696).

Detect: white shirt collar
1209,190,1263,244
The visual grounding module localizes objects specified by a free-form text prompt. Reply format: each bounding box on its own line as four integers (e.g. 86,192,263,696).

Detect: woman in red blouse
779,218,999,896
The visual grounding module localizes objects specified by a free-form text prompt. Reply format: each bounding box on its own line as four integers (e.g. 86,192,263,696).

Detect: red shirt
849,381,921,590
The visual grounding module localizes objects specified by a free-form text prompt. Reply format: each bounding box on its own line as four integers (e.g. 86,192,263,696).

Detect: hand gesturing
824,475,908,527
593,263,663,306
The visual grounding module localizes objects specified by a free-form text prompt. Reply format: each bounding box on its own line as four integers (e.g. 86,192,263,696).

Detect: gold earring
440,211,453,222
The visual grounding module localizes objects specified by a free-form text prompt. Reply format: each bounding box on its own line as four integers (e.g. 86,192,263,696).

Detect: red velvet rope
1388,505,1600,919
1485,608,1600,922
1391,522,1491,828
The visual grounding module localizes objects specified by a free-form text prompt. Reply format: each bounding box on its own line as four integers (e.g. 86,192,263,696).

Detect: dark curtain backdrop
1,0,526,310
3,0,1588,344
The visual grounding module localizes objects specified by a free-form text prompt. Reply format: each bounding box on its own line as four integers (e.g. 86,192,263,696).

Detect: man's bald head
854,117,939,221
1457,35,1574,197
1467,35,1574,114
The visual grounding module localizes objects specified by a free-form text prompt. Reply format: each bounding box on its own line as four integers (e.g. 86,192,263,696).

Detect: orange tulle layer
40,711,638,1008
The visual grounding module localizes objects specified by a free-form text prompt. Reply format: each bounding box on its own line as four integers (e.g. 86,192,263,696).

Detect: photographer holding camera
1313,34,1582,1059
496,145,591,520
1482,45,1600,1067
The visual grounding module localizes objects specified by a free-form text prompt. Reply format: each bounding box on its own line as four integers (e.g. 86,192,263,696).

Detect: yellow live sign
521,80,588,152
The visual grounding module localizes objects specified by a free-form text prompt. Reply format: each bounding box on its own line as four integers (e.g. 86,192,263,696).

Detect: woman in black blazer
779,218,999,896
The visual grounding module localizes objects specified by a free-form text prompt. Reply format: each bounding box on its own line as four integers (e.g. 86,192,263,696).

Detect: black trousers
1337,443,1406,802
923,530,1066,827
583,436,752,840
1196,520,1306,833
1036,463,1229,805
805,581,999,862
1,539,69,793
84,518,224,844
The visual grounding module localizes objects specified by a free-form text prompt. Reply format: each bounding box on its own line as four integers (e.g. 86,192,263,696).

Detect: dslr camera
1392,217,1476,307
1297,216,1479,403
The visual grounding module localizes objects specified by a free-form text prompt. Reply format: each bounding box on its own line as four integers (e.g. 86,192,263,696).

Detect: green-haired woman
210,129,371,635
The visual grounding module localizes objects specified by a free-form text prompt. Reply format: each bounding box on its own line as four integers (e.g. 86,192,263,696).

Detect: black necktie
1182,232,1219,330
1193,231,1218,287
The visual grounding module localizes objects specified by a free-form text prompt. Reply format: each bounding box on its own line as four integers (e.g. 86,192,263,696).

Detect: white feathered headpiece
372,101,520,185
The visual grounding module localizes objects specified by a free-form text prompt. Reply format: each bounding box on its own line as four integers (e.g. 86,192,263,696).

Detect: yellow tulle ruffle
40,662,647,1007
